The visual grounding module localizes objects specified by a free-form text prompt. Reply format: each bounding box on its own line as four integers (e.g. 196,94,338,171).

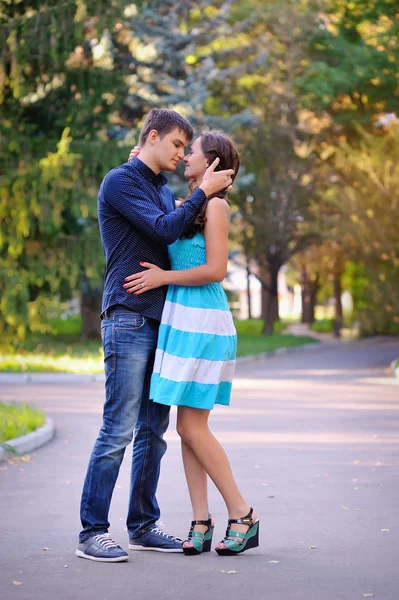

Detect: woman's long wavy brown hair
181,130,240,239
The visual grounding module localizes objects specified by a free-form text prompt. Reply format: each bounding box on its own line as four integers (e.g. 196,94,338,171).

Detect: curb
0,341,338,383
0,417,55,463
0,340,351,384
0,372,105,384
235,340,341,365
390,357,399,379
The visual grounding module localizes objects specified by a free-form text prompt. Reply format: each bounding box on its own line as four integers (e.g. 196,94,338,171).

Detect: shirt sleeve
103,170,206,245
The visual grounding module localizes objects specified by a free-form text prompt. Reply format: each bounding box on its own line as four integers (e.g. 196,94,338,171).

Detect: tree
296,0,399,132
195,0,321,333
319,124,399,334
0,0,137,340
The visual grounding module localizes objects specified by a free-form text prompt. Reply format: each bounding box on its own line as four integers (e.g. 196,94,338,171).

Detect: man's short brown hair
139,109,194,146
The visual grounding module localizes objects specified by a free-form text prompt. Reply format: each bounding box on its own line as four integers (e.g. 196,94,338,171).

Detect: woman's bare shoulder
206,196,230,215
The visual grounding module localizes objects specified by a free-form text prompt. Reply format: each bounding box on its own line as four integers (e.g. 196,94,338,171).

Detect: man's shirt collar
130,157,168,187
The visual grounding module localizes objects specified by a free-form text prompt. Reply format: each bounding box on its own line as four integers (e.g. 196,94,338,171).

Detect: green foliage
1,0,398,340
0,402,46,443
0,1,137,340
325,125,399,333
310,318,334,333
296,0,399,129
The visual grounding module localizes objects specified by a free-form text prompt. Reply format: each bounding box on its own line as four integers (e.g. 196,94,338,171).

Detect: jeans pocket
115,313,145,330
101,322,116,370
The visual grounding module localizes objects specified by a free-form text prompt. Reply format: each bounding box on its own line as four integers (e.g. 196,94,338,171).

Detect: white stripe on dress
153,350,235,385
161,300,236,336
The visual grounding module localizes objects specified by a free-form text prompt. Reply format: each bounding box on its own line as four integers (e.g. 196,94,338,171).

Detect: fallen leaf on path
13,581,23,586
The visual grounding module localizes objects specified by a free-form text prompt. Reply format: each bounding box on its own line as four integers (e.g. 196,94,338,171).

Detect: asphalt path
0,338,398,600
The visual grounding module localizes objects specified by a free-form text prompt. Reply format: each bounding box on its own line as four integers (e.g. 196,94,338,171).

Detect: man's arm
104,158,234,246
123,198,231,292
103,170,206,245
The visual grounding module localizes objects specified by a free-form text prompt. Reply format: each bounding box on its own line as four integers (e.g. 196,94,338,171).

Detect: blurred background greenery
1,0,398,372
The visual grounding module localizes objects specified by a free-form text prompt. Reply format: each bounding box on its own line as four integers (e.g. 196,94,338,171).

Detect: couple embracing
76,109,259,562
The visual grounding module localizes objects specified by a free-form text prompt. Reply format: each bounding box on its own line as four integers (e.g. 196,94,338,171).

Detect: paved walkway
284,322,354,344
1,338,398,600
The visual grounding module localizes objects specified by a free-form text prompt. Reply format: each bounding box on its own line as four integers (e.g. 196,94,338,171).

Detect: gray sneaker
129,526,183,552
76,533,128,562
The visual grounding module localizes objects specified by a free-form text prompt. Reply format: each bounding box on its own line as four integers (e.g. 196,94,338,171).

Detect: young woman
125,131,259,556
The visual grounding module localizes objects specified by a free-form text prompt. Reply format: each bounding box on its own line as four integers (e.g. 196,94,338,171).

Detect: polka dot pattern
98,157,206,321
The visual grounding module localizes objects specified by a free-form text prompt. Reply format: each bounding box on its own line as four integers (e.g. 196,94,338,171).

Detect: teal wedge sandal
215,508,259,556
183,516,214,556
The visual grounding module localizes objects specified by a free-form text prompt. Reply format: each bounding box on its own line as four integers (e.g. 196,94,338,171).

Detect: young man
76,109,234,562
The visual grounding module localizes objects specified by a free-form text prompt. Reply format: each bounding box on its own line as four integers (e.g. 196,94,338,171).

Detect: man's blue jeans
79,307,170,543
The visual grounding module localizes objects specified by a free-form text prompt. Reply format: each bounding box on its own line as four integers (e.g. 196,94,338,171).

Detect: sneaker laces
150,526,181,542
93,533,120,549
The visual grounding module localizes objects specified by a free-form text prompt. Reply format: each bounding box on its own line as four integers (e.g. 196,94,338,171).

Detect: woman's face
183,137,208,181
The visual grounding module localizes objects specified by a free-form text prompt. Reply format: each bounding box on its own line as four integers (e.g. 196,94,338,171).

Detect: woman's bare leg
177,406,256,549
180,434,209,548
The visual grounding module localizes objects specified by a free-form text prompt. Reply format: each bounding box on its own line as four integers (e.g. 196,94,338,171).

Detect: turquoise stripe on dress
166,284,231,311
157,324,237,362
150,374,232,409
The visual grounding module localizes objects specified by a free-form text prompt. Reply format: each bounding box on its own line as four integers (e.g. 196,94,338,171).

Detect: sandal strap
188,515,212,534
190,519,211,527
228,507,254,527
226,528,251,541
188,530,207,540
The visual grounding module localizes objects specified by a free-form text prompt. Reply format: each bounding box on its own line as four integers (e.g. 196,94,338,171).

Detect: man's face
154,128,189,172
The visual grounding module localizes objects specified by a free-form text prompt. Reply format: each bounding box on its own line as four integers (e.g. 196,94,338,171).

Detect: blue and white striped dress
150,233,237,410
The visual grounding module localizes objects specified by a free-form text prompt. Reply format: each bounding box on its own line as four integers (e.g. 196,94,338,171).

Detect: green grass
310,318,334,333
234,318,317,357
0,336,104,373
0,318,317,374
237,334,317,357
0,402,46,443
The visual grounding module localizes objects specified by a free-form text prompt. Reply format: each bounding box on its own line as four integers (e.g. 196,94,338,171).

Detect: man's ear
148,129,159,145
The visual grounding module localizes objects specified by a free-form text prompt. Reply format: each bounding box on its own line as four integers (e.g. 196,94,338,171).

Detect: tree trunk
81,279,102,340
246,265,252,319
333,273,343,338
261,267,279,335
300,267,318,324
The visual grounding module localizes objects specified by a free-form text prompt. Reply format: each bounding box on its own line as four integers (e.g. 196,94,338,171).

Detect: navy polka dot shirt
98,157,206,321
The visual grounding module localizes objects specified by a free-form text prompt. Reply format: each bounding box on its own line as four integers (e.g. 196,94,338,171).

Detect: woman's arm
123,198,230,295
